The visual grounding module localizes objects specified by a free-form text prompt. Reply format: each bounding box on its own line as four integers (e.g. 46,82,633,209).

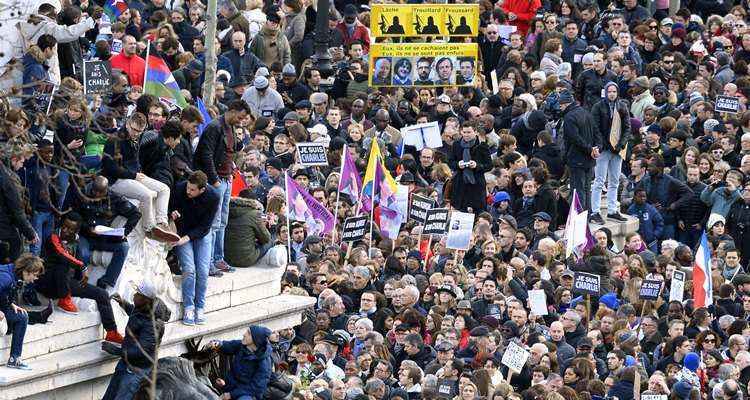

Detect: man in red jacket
502,0,542,36
336,5,370,54
109,35,145,87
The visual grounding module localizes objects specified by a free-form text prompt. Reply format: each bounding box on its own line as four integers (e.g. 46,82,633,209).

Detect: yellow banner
369,43,479,87
371,4,480,37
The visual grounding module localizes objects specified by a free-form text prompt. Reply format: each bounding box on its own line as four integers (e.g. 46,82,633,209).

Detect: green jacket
85,130,108,156
225,197,272,267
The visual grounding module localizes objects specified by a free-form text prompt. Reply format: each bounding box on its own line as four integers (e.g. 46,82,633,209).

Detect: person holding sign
448,122,492,214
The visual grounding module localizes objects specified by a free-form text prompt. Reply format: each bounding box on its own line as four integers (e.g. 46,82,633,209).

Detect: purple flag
286,173,336,236
564,189,596,259
338,145,362,204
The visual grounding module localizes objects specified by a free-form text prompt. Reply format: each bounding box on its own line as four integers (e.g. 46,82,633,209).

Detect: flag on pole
103,0,128,23
361,141,384,214
144,53,188,109
196,97,212,136
285,173,336,236
693,232,713,308
339,146,362,204
564,189,595,259
231,169,247,197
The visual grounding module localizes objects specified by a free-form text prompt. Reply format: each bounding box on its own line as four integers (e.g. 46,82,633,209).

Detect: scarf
460,138,476,185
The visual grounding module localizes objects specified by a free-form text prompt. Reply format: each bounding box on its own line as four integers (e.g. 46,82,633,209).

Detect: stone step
0,266,283,365
0,294,315,400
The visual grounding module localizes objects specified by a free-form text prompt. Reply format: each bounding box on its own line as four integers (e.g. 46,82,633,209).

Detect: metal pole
201,0,219,106
310,0,332,77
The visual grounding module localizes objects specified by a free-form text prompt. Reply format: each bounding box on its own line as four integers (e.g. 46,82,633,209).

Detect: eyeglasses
545,20,556,24
663,60,674,64
704,338,716,343
649,25,658,29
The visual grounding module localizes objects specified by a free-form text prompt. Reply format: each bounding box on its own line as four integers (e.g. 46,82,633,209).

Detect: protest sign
296,143,328,166
409,194,435,224
111,38,122,54
715,95,740,114
84,60,112,94
529,290,548,316
573,272,601,296
341,216,367,242
401,121,442,151
369,43,479,87
501,342,530,373
642,395,668,400
396,185,410,223
639,279,663,301
670,270,686,303
424,208,449,235
446,211,474,250
370,4,479,37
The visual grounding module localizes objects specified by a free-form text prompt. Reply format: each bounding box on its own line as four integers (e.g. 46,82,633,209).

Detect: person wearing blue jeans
78,236,130,289
210,176,234,275
0,253,45,370
589,82,631,224
169,171,219,326
194,101,251,275
30,211,54,255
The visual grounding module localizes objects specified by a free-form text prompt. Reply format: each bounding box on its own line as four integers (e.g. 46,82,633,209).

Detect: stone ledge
0,294,314,399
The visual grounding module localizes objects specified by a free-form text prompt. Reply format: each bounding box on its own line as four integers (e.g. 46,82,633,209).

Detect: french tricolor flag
693,232,713,308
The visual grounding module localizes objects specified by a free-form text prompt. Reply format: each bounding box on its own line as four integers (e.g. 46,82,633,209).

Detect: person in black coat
559,90,599,212
0,143,38,263
590,82,631,224
448,122,492,214
532,131,564,180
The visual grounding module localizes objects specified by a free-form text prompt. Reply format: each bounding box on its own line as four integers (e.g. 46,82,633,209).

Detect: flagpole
369,166,376,255
284,171,292,263
143,40,150,92
331,144,346,246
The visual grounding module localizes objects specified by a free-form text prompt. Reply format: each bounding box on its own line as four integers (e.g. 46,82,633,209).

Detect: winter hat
673,380,693,400
582,52,594,65
282,63,297,76
634,76,650,89
255,67,270,78
689,93,705,107
527,110,547,131
517,93,538,111
603,81,619,98
599,293,620,310
684,352,700,372
570,296,584,308
690,41,707,54
493,191,510,205
253,75,269,90
557,62,572,78
672,26,687,39
703,119,720,132
707,213,726,228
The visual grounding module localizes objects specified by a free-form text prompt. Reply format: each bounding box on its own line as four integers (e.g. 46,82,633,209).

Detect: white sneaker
195,308,206,325
182,308,195,326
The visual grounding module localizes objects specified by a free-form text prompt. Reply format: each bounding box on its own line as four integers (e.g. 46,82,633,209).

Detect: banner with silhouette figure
370,4,479,37
369,43,479,87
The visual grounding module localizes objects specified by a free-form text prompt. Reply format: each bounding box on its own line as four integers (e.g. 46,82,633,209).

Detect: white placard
669,270,686,303
642,395,668,400
501,341,529,373
401,121,442,151
497,25,517,44
446,211,475,250
529,290,548,316
396,185,410,223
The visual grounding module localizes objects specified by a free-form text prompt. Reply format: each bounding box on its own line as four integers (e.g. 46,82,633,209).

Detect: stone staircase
0,230,314,400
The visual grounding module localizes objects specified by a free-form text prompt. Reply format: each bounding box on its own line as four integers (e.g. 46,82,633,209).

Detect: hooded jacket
22,45,49,97
220,326,274,399
0,263,19,310
249,25,291,67
591,82,632,153
121,297,172,370
224,197,272,267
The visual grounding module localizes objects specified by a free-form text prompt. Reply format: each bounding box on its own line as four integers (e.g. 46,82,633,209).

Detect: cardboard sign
573,272,601,296
341,216,367,242
370,4,479,37
409,194,435,224
639,279,663,301
84,60,112,94
669,270,686,303
501,341,530,373
715,95,740,114
446,211,474,250
529,289,548,316
402,121,442,151
297,143,328,166
423,208,449,235
369,43,479,88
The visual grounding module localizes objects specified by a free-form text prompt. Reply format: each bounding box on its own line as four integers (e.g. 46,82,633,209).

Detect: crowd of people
1,0,750,399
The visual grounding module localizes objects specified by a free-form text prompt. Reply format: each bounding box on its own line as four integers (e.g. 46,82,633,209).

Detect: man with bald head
549,321,576,368
364,109,402,156
69,175,141,289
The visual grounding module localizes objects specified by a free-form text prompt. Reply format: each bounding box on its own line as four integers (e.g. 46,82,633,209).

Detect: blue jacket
22,47,49,97
220,326,273,399
0,263,18,310
627,203,664,244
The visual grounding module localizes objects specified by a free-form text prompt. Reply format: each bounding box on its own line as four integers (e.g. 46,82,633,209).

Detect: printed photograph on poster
455,57,476,85
433,57,455,86
392,58,413,86
372,57,392,86
414,57,434,85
